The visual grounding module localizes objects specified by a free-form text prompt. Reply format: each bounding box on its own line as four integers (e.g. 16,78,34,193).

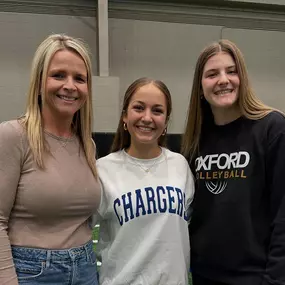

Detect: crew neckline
122,147,165,165
44,130,76,142
213,115,245,131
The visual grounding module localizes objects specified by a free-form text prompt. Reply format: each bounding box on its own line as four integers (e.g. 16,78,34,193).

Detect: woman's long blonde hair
181,39,276,162
19,34,97,178
111,77,172,152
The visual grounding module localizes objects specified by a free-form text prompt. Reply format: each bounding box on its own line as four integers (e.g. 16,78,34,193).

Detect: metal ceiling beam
227,0,285,5
109,0,285,32
1,0,285,32
0,0,94,16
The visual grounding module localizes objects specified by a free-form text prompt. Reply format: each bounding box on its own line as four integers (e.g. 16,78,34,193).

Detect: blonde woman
182,39,285,285
0,34,100,284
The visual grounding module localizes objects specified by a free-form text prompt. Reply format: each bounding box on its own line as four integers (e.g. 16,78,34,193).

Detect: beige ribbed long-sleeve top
0,120,101,284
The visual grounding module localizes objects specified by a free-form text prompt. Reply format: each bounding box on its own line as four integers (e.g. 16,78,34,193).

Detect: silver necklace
44,130,74,148
125,149,164,173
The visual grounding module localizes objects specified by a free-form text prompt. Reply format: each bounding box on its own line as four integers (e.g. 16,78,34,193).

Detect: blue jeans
11,240,99,285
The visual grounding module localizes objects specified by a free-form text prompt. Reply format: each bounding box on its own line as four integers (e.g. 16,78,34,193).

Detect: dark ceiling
1,0,285,17
110,0,285,12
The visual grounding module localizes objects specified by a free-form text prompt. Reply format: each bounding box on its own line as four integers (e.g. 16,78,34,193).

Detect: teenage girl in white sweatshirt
96,77,195,285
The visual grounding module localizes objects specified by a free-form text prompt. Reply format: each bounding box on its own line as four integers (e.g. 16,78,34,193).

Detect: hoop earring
161,128,167,136
123,123,128,131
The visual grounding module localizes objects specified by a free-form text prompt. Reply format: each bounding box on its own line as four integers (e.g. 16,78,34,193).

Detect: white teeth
138,127,152,132
58,95,76,101
215,89,232,95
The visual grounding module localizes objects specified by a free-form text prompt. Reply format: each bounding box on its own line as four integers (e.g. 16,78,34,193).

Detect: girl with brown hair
182,39,285,285
97,77,194,285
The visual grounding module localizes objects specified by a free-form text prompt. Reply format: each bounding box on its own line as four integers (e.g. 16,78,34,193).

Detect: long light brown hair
111,77,172,152
181,39,276,162
19,34,97,178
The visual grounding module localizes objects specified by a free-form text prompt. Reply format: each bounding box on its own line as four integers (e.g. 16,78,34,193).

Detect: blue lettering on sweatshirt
113,185,188,226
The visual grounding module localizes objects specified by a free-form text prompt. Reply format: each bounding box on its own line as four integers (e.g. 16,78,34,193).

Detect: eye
206,73,217,78
133,105,144,111
228,70,237,75
51,72,65,79
75,76,86,83
153,108,164,114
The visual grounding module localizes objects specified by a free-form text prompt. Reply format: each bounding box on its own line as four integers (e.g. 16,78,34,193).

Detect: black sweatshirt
189,111,285,285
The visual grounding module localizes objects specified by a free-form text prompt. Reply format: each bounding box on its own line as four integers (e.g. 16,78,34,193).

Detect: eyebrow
48,68,87,78
133,100,164,108
204,65,236,73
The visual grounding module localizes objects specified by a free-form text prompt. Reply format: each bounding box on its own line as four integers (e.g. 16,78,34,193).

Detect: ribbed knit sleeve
262,113,285,285
0,121,23,285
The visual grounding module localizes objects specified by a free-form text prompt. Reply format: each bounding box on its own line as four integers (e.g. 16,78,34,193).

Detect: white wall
0,12,97,122
1,12,285,133
222,28,285,108
109,18,222,133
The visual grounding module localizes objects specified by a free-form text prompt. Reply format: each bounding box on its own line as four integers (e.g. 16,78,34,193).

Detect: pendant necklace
44,130,74,148
124,148,164,173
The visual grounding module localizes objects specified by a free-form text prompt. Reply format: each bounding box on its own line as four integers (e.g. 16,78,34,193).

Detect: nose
141,109,152,123
218,71,229,85
63,76,76,92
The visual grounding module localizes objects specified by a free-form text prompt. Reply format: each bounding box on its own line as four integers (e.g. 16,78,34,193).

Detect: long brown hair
19,34,97,178
181,39,276,162
111,77,172,152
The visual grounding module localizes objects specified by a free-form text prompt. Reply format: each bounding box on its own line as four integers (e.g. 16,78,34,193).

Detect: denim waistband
11,240,94,262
